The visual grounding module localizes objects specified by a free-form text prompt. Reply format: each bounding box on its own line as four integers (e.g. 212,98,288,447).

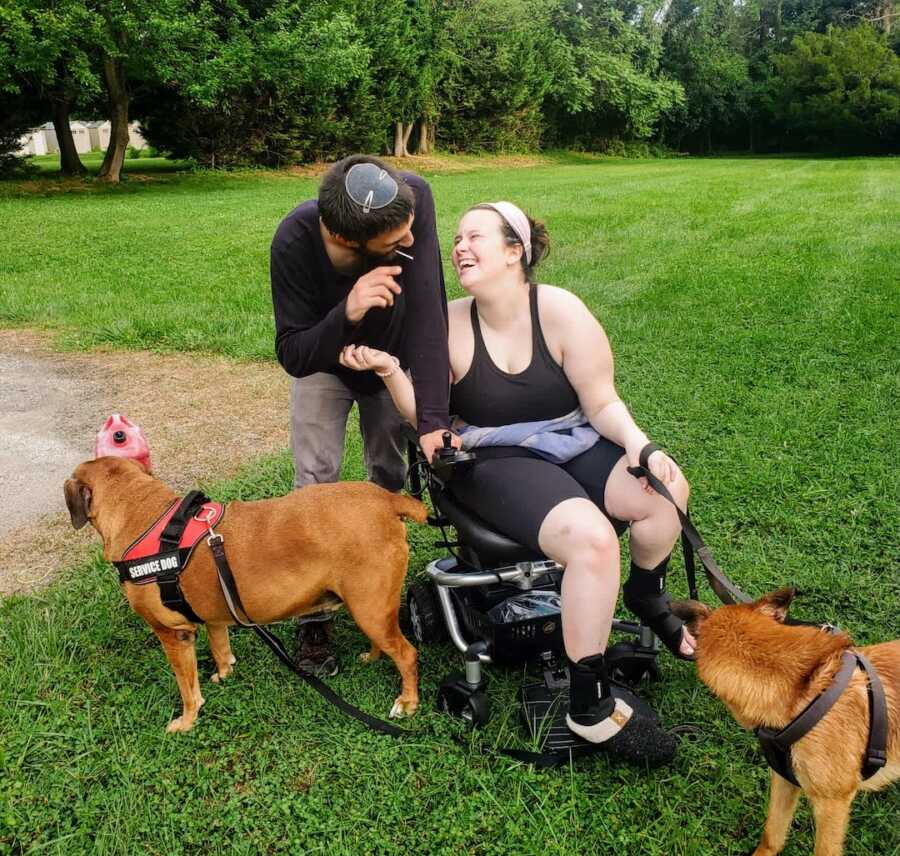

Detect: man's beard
355,245,397,265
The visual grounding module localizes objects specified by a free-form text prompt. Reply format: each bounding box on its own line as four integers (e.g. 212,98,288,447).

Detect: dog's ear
64,478,92,530
755,586,796,622
670,599,713,637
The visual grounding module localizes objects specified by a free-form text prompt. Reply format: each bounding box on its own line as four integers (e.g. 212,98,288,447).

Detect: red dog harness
114,491,225,623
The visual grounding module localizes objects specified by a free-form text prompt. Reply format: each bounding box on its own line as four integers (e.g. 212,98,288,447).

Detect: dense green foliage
775,24,900,150
1,157,898,853
2,0,899,167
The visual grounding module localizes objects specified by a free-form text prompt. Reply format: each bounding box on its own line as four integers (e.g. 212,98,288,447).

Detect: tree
84,0,211,183
548,0,684,149
660,0,752,151
0,0,102,175
437,0,575,152
348,0,442,157
134,0,372,167
773,24,900,150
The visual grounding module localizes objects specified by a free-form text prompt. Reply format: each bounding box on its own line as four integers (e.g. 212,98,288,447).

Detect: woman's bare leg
604,456,695,656
538,497,621,661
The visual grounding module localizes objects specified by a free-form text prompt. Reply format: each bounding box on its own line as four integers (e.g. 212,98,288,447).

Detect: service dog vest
113,492,225,624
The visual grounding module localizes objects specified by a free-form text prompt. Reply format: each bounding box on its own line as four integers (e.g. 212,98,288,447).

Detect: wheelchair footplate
519,653,599,758
519,653,661,758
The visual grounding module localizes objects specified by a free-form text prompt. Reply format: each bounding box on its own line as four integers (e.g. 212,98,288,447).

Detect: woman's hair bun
528,216,550,269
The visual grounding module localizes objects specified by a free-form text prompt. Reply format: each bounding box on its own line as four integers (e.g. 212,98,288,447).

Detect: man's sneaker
294,614,339,678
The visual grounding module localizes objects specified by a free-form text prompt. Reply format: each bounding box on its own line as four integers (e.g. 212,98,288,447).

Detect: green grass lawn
0,155,898,855
26,151,191,175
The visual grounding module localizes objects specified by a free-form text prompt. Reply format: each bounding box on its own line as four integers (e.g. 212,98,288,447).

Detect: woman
340,201,694,763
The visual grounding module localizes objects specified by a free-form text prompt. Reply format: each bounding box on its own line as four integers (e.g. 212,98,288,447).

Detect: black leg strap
623,563,693,661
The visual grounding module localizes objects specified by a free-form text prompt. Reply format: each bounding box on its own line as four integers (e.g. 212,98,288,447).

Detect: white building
15,121,147,157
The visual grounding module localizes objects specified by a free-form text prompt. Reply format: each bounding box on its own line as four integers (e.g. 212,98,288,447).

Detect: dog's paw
211,661,235,683
389,697,418,718
359,650,381,663
165,716,196,733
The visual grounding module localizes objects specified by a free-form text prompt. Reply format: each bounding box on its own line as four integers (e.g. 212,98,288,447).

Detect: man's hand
345,266,402,323
419,428,461,465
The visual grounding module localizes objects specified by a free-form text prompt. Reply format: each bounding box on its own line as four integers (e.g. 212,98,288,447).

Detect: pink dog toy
94,413,153,473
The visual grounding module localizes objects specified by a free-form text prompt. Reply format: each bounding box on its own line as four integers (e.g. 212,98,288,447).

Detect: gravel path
0,330,290,596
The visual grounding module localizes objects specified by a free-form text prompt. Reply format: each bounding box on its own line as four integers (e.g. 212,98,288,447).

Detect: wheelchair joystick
430,430,476,476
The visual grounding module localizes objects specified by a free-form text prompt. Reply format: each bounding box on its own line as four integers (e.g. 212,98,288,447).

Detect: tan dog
674,590,899,856
64,456,426,733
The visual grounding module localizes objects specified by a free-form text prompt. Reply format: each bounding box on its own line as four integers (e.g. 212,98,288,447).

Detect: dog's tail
391,493,428,524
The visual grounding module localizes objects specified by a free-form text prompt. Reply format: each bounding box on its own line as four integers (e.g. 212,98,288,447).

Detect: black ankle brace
625,557,670,597
569,654,615,719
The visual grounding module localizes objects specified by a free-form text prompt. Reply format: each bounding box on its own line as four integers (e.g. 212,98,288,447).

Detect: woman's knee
538,499,619,568
559,522,620,570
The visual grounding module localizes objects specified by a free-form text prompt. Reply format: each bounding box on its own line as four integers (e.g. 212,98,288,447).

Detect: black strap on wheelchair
755,650,888,785
628,444,751,605
207,532,407,738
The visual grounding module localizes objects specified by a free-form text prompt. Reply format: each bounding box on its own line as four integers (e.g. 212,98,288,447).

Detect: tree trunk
418,120,430,155
52,97,86,177
401,122,414,157
97,55,129,184
393,121,406,157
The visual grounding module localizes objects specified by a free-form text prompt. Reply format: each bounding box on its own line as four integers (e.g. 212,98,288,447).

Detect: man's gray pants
291,371,409,492
291,372,409,638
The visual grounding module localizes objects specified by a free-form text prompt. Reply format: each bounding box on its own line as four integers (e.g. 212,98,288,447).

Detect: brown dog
674,589,899,856
64,456,426,733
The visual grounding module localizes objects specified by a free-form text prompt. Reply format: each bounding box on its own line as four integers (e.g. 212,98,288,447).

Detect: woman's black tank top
450,285,580,426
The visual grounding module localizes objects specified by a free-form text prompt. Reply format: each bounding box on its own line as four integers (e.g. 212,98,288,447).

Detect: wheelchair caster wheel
460,692,490,729
612,659,660,686
437,674,491,729
606,640,661,686
407,582,446,644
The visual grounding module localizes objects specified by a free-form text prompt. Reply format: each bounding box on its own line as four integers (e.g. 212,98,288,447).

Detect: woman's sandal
622,564,695,661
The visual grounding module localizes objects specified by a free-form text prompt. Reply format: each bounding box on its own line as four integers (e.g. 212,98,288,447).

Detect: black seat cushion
433,489,544,566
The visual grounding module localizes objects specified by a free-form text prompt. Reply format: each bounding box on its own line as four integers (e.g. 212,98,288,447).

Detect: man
270,154,452,675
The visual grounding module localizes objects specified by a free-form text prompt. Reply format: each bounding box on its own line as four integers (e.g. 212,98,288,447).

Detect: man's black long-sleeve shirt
270,173,450,437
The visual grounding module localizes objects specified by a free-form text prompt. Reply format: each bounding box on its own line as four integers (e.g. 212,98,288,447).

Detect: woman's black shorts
447,436,628,554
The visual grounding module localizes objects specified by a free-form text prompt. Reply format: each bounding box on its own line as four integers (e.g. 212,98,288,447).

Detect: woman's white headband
484,201,532,265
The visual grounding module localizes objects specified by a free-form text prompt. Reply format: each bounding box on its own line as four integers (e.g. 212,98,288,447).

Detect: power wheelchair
403,433,744,757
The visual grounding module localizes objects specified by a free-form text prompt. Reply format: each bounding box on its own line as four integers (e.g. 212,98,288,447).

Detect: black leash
207,525,626,765
627,444,752,605
206,531,407,737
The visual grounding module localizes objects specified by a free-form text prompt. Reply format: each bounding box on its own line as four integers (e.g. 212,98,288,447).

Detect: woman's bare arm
339,345,417,426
